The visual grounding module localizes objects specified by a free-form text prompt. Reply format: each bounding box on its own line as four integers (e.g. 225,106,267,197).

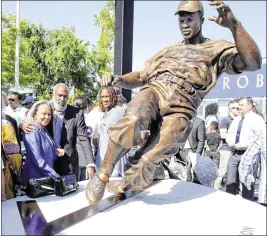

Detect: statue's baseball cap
174,0,204,15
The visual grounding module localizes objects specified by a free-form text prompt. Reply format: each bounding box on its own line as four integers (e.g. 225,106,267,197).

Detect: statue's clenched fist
100,73,124,87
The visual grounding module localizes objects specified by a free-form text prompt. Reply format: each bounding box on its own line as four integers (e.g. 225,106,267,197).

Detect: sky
2,1,267,71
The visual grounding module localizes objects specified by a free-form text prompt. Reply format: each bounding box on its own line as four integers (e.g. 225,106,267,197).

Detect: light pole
15,1,20,92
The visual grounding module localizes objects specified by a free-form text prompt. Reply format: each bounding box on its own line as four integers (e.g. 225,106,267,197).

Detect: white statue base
2,179,266,235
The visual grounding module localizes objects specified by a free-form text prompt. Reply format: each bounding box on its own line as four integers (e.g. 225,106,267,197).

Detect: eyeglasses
230,107,239,110
8,98,15,102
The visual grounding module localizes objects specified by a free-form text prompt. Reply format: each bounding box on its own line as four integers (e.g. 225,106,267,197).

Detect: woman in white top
90,87,128,177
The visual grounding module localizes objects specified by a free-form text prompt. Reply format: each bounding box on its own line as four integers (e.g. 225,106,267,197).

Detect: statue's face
178,11,202,40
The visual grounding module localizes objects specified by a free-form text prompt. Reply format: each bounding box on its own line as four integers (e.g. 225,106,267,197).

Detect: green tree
1,13,44,91
92,0,115,76
41,27,98,101
2,5,116,102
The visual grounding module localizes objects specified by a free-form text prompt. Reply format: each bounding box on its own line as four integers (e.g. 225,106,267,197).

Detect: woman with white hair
21,101,64,188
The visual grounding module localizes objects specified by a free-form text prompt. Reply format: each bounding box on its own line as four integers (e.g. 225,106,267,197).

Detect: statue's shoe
106,180,126,196
106,179,144,196
86,172,109,205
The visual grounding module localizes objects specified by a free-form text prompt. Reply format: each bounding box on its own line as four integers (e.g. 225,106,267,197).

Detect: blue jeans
78,167,86,181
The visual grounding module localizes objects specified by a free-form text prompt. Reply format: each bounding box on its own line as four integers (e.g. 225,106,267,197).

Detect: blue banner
206,64,266,98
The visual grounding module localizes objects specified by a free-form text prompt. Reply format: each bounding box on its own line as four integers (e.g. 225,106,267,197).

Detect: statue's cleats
86,172,109,205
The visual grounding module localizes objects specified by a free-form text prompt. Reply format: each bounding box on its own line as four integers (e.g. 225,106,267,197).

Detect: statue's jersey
141,39,240,119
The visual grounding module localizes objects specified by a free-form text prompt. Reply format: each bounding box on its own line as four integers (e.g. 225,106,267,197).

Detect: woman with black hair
73,96,94,115
204,103,219,133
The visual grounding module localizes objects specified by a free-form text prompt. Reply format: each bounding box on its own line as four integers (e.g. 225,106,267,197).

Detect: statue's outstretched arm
114,70,148,89
208,0,262,72
100,48,168,89
99,71,146,89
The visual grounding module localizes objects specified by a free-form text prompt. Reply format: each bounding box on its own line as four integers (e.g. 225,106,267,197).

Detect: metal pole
15,1,20,92
114,0,134,102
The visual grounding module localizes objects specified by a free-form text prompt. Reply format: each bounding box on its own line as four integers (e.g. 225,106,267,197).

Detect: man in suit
178,117,206,160
22,83,95,180
174,117,206,182
48,83,95,180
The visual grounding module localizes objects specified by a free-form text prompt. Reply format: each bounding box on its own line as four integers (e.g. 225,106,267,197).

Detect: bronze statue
86,0,262,205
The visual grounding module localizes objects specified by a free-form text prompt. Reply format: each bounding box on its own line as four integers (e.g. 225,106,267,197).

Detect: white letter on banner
256,74,264,88
237,75,248,88
223,77,230,89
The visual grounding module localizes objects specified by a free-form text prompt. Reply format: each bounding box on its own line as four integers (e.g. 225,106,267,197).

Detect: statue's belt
152,74,196,95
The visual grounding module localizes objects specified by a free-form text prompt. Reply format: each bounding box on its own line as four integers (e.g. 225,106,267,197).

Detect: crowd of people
174,99,266,206
1,84,130,201
1,85,266,207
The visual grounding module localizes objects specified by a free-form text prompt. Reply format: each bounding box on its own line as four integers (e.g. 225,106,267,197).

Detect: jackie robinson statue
86,0,262,205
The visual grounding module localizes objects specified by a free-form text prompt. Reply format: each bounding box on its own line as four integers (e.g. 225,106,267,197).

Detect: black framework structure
114,0,134,102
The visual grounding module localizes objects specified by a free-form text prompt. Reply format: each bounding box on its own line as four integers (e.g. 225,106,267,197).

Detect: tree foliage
39,27,98,100
2,13,44,91
92,0,115,76
2,1,115,101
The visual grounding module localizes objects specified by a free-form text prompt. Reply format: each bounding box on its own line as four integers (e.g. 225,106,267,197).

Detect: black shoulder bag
26,176,55,198
54,174,79,197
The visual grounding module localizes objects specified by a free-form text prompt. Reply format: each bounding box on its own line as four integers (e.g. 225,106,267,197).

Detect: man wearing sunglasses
214,99,240,190
4,92,28,128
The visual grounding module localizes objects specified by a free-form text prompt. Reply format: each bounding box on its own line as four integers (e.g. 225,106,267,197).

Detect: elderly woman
21,101,64,187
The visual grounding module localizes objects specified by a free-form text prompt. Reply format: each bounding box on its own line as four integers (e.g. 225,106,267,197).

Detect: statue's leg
86,88,160,204
107,115,192,194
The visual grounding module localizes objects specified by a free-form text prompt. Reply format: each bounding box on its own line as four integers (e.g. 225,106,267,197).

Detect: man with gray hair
22,83,95,180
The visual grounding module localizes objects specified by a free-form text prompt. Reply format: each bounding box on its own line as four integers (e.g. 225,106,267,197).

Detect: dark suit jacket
47,104,94,176
188,117,206,155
